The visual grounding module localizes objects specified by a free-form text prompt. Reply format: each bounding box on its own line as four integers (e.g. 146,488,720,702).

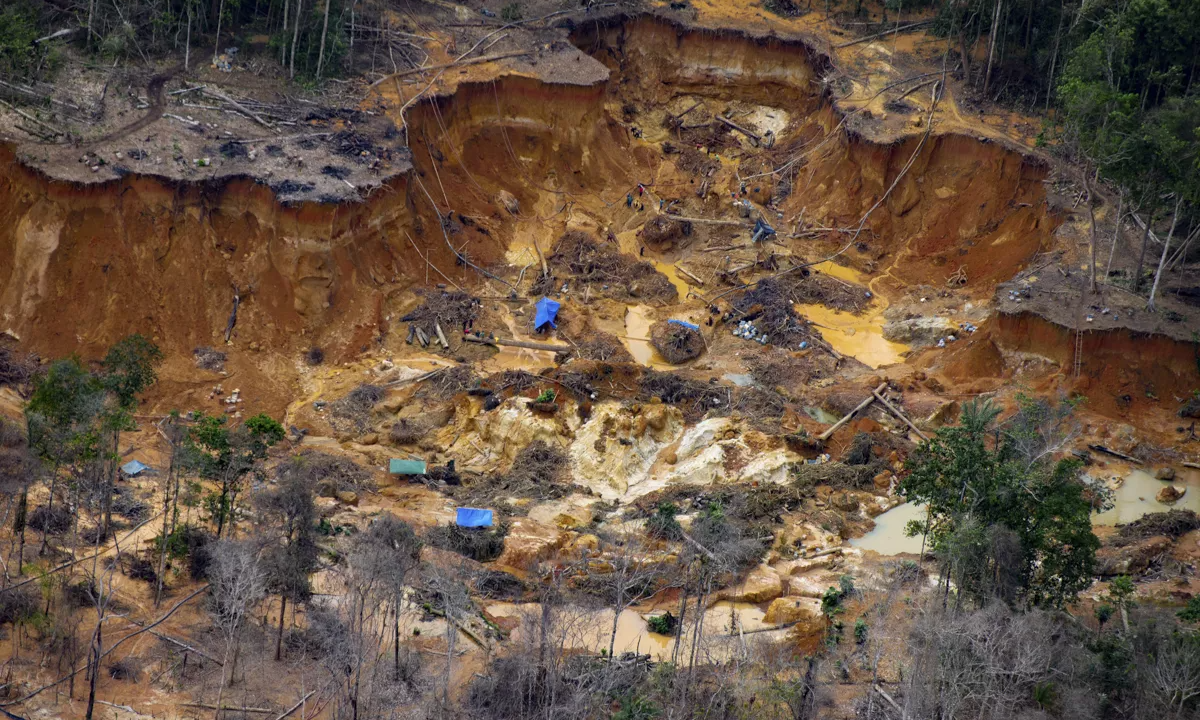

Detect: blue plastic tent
121,460,148,476
533,297,560,331
668,319,700,331
456,508,494,528
751,218,777,243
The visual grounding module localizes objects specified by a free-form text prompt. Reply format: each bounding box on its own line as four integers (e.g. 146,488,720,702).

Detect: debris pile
650,320,705,364
545,231,677,304
402,291,480,349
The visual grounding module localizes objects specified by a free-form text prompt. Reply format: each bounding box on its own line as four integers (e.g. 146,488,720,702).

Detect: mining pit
1,4,1199,719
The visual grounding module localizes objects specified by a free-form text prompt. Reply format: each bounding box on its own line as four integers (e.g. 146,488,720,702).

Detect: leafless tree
207,538,266,717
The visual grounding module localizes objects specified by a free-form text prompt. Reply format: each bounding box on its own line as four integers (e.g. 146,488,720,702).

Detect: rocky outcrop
1157,485,1187,504
722,565,783,604
764,596,822,625
496,518,568,570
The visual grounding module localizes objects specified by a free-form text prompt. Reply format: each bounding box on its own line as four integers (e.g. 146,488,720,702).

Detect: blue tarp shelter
456,508,494,528
668,319,700,332
751,218,776,243
121,460,148,476
533,297,560,331
389,458,428,475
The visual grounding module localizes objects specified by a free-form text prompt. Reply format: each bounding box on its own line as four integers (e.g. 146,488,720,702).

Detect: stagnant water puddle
849,502,928,556
795,262,909,369
1093,468,1200,526
486,601,778,662
852,468,1200,556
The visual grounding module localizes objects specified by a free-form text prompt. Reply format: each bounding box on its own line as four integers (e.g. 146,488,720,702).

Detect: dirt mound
1112,510,1200,547
544,231,677,305
650,320,704,364
638,215,693,249
450,441,574,513
0,342,34,387
639,371,725,421
192,346,227,372
746,348,823,398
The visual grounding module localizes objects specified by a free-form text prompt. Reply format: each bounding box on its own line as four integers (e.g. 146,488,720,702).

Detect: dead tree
207,540,265,716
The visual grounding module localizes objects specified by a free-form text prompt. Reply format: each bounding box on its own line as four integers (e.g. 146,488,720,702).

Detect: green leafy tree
901,397,1100,608
185,412,284,538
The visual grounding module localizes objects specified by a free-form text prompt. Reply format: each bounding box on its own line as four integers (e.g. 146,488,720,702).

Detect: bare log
272,691,315,720
817,383,887,441
716,115,760,143
871,389,929,441
835,20,934,48
369,51,530,86
1088,444,1143,464
462,335,568,353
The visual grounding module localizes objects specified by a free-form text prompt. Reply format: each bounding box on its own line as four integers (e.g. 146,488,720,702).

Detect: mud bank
993,311,1200,417
2,14,1059,372
0,143,503,362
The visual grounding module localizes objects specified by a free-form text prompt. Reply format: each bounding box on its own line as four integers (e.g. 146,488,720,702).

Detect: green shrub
647,612,677,636
646,503,682,540
501,2,523,21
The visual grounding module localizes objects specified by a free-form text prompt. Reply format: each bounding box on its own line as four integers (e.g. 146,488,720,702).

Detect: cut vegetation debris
541,231,677,304
650,320,705,364
403,291,481,349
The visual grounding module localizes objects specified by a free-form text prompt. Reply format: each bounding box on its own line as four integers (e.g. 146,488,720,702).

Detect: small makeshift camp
121,460,149,477
751,218,776,243
456,508,494,528
533,297,560,332
389,458,428,475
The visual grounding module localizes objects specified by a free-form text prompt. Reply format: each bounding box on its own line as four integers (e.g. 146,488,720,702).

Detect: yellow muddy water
795,261,909,369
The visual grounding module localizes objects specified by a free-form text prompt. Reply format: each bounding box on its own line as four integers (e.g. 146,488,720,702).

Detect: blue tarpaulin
751,218,776,243
121,460,148,476
389,458,428,475
456,508,494,528
533,297,560,330
668,319,700,331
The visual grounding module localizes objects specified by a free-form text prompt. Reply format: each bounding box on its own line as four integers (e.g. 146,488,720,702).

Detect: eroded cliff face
0,16,1067,396
0,145,495,362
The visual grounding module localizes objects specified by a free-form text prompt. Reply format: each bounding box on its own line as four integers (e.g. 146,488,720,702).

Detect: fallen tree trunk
716,115,760,143
369,51,531,86
1088,444,1143,464
462,335,569,353
871,389,929,441
817,383,887,441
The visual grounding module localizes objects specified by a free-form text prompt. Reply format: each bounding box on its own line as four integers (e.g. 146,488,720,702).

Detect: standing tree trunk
1134,210,1156,292
280,0,289,66
13,487,26,576
316,0,332,78
84,622,102,720
1148,196,1182,311
1084,167,1098,292
983,0,1002,94
213,0,226,62
185,5,191,71
290,0,303,79
275,595,287,661
1105,194,1124,281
